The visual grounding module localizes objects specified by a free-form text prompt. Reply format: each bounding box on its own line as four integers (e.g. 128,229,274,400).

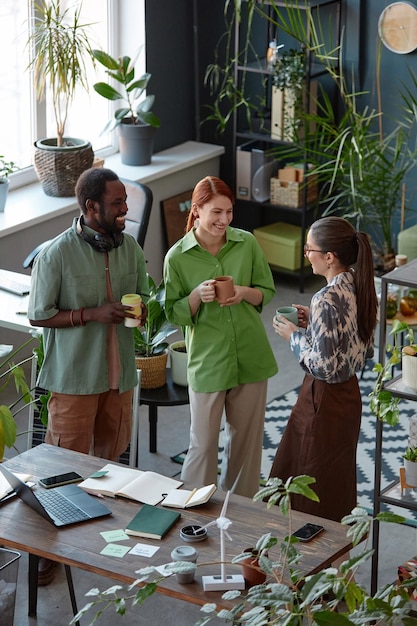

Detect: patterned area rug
172,364,417,519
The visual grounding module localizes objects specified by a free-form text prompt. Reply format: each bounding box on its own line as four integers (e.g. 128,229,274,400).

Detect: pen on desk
90,491,104,499
183,487,197,506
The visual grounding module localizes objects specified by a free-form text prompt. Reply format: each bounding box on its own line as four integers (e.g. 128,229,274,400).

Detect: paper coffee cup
121,293,142,327
276,306,298,325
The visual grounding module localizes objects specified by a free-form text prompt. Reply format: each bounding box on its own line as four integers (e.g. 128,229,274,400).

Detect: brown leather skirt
269,374,362,522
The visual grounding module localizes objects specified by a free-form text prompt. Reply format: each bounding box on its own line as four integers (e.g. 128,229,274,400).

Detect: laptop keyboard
36,489,90,524
0,271,30,296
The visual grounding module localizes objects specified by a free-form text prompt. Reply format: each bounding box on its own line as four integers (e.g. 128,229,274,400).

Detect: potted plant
271,47,307,142
369,319,417,425
403,446,417,487
26,0,95,196
0,156,18,212
71,474,416,625
169,330,188,387
92,47,161,166
133,276,177,389
238,543,270,587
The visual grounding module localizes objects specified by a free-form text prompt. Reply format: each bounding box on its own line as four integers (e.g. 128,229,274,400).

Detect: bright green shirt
28,219,149,394
164,226,278,392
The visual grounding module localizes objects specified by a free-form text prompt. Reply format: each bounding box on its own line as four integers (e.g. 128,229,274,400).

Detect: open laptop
0,268,31,296
0,464,112,527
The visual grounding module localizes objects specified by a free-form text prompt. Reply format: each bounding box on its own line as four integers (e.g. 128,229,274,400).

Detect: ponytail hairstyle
309,216,378,344
186,176,234,233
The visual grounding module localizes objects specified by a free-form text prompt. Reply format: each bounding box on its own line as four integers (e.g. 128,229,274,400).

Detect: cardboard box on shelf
253,222,307,271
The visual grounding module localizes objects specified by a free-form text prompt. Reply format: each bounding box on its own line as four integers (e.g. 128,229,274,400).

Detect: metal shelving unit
231,0,342,292
371,258,417,595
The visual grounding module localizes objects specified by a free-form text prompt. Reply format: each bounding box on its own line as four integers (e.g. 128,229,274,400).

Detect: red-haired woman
164,176,278,497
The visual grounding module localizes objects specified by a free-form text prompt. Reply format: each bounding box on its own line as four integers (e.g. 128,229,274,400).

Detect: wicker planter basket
135,351,168,389
34,138,94,197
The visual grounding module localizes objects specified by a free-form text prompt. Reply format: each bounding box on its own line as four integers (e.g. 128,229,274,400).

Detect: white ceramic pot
0,178,9,212
404,458,417,487
402,354,417,391
169,341,188,387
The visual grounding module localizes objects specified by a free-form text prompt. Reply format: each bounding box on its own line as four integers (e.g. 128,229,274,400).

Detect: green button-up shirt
164,226,278,392
28,219,149,394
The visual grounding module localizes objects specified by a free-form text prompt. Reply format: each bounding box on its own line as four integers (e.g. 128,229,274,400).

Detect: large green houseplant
92,47,161,166
133,276,177,389
26,0,95,196
205,1,417,269
71,475,417,625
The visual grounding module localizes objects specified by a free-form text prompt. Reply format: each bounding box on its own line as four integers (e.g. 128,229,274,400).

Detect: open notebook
0,464,112,527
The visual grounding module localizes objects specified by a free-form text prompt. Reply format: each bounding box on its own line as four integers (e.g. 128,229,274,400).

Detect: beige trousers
181,380,268,497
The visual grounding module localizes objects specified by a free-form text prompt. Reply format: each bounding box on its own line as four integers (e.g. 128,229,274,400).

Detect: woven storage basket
135,351,168,389
270,176,317,208
34,139,94,197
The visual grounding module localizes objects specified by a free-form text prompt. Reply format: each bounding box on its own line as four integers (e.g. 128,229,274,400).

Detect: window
0,0,145,188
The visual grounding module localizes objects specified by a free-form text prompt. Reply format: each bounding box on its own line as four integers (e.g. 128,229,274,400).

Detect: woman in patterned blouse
270,216,378,522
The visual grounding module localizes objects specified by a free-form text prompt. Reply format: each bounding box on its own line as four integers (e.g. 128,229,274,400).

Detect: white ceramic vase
404,458,417,487
402,354,417,392
169,341,188,387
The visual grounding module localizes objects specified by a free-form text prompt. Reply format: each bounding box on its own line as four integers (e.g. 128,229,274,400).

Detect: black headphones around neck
76,216,124,253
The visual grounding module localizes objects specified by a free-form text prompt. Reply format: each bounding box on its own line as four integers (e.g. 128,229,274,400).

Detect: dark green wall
146,0,417,234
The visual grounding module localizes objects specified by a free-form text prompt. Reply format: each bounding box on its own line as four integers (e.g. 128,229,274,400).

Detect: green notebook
125,504,181,540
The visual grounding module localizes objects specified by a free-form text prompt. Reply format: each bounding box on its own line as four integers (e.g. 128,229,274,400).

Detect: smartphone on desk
292,523,324,542
38,471,83,489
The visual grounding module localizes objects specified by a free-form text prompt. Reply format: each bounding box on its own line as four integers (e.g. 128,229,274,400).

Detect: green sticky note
89,470,109,478
100,529,129,543
100,543,130,558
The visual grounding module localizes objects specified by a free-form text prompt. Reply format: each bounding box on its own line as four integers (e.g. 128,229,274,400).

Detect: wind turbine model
199,491,245,591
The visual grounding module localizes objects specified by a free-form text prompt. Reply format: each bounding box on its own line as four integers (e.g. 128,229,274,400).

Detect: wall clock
378,2,417,54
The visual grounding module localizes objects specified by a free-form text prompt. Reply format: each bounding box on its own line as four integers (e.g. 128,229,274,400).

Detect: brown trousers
269,374,361,522
46,389,133,461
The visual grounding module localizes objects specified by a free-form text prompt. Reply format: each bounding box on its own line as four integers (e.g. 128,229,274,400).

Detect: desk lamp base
202,574,245,591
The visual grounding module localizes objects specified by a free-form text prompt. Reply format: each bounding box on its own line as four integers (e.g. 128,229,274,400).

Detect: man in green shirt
28,168,149,461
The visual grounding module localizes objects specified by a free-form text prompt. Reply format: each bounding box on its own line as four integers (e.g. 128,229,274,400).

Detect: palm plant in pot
0,156,18,212
133,276,177,389
26,0,95,196
92,46,161,166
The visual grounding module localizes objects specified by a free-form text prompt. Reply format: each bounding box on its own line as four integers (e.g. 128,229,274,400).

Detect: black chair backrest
22,179,152,269
121,179,153,249
22,239,52,270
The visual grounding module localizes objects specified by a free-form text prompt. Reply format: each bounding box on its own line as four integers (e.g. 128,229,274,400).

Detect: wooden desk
1,444,352,619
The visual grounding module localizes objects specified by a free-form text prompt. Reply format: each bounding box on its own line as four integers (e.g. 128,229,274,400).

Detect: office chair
121,179,153,249
22,179,153,269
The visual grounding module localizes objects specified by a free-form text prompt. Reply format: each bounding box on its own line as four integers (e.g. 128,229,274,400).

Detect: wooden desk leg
65,565,80,625
28,553,39,617
149,405,158,453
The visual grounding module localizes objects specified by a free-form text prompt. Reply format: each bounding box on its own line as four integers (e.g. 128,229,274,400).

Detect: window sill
0,141,225,239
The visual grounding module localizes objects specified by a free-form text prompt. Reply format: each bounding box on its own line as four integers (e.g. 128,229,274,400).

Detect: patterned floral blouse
290,271,373,383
